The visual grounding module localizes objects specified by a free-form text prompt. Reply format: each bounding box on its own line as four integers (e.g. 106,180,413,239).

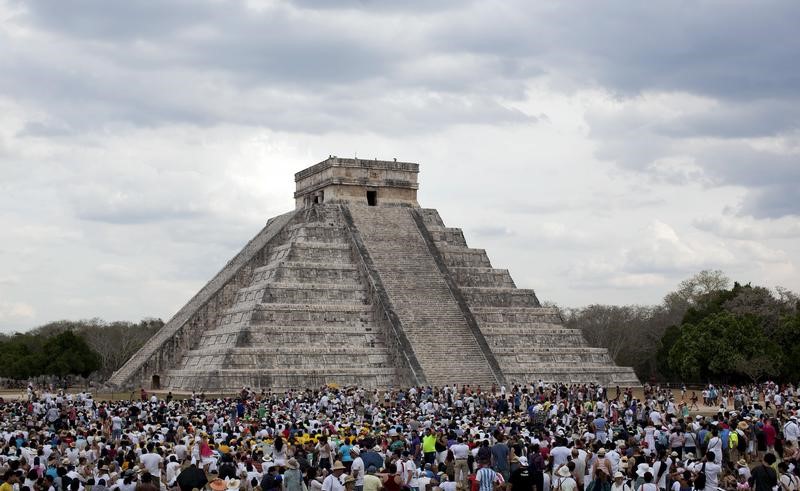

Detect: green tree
668,312,781,382
40,331,102,378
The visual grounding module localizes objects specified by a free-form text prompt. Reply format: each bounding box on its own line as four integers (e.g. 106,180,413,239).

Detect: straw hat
226,479,241,490
737,459,747,467
332,461,347,471
343,476,356,486
286,458,299,470
614,472,624,479
210,479,227,491
597,448,606,457
557,466,572,478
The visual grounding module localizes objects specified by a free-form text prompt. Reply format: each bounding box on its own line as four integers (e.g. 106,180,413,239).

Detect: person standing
422,429,437,467
323,462,347,491
451,437,471,489
351,448,366,491
749,453,778,491
492,434,511,481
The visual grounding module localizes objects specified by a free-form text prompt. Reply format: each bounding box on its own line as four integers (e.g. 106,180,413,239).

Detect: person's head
764,453,777,465
705,451,715,462
613,472,624,483
643,472,653,483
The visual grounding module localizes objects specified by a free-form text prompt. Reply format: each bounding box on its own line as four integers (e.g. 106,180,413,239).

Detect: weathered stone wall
294,157,419,209
108,211,298,389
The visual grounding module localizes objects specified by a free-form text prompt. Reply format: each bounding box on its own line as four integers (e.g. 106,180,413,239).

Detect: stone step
348,204,500,387
471,307,563,324
195,324,387,349
265,242,353,265
251,260,360,285
419,208,445,227
203,324,384,337
490,346,608,355
258,282,368,304
478,324,579,334
424,226,468,247
461,287,541,307
250,302,377,326
439,247,492,268
288,227,350,243
161,367,397,391
448,267,516,288
502,367,640,386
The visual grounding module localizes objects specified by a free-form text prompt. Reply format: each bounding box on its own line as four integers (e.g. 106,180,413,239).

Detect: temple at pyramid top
295,157,420,208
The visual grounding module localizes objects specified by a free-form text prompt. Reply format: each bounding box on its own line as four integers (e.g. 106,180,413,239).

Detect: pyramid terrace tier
256,282,369,305
176,345,392,369
481,326,590,347
265,242,354,264
501,366,641,386
196,324,388,348
423,225,468,247
252,261,361,284
283,222,351,243
460,287,541,307
161,367,398,391
469,307,564,324
249,303,378,326
448,267,516,288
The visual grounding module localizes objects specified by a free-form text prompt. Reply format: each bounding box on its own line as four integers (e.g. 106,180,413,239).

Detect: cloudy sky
1,0,799,332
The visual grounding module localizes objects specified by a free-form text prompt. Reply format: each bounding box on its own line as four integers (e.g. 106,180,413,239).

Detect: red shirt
764,423,777,446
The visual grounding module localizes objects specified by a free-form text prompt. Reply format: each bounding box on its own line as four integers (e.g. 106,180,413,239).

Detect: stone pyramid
109,158,639,391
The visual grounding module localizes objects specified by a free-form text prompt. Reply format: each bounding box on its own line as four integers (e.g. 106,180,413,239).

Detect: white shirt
351,457,365,486
140,452,163,476
451,444,470,459
322,474,344,491
784,421,799,441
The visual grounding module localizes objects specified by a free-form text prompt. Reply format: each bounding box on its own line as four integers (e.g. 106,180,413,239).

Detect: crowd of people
1,381,799,491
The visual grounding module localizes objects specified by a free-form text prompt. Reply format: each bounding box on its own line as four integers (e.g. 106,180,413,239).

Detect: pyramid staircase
415,208,641,386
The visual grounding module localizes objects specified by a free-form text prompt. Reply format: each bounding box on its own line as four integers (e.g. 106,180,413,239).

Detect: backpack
261,473,277,491
694,462,706,491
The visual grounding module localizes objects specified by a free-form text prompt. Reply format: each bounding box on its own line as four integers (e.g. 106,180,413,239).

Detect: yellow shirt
422,435,437,453
364,474,383,491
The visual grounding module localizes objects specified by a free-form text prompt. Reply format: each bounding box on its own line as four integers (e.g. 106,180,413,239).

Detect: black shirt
510,467,533,491
176,465,208,491
750,464,777,491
